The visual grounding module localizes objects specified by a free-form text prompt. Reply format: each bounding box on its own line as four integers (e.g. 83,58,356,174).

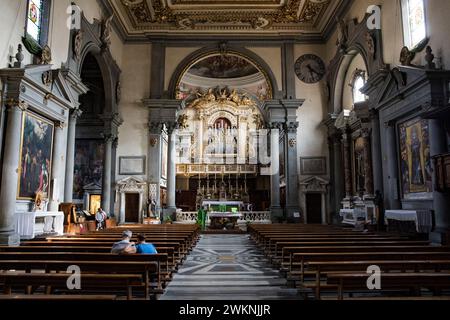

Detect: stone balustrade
175,211,271,225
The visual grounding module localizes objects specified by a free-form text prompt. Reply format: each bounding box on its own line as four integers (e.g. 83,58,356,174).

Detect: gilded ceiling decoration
109,0,342,36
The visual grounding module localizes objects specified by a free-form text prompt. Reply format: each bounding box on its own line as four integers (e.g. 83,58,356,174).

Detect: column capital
268,122,284,130
361,127,372,138
113,137,119,149
101,133,116,144
70,108,83,121
286,122,299,133
54,121,67,129
5,99,28,111
149,121,163,134
166,122,178,135
384,120,396,128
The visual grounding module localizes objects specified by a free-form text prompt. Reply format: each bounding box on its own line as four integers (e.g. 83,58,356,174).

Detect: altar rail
175,211,271,224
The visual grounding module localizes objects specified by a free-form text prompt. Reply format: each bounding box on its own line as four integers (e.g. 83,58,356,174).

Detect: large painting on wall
399,118,433,196
73,140,104,199
18,112,54,200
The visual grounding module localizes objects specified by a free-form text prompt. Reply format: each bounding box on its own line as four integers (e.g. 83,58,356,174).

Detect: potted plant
164,216,173,224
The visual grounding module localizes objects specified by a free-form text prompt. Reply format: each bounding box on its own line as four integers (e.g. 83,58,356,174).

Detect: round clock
295,54,326,84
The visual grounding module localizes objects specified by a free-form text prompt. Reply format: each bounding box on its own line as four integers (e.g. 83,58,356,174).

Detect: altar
15,211,64,240
208,211,243,230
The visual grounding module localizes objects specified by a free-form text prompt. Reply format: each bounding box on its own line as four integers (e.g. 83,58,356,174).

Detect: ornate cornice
104,0,352,40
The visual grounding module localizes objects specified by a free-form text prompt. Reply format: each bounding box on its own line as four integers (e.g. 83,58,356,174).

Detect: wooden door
125,193,140,223
306,193,322,224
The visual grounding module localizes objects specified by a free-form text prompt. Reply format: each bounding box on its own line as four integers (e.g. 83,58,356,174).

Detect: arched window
25,0,51,46
402,0,427,49
350,69,367,105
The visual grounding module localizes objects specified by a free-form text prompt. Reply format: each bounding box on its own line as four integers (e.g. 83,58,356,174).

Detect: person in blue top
135,234,158,254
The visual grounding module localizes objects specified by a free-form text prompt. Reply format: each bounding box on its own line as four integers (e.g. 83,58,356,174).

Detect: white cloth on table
385,210,432,233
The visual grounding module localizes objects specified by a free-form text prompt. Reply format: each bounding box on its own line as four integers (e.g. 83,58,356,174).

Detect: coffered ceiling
102,0,352,41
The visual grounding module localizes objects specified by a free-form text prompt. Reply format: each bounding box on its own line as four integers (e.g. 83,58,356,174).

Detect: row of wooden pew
249,224,450,300
0,224,200,300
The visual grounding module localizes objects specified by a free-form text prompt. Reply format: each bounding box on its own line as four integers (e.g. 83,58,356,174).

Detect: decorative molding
300,157,327,176
119,156,146,175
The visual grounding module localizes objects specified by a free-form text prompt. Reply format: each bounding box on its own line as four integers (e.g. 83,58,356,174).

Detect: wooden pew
0,272,142,300
304,260,450,299
0,252,166,295
326,272,450,300
291,252,450,281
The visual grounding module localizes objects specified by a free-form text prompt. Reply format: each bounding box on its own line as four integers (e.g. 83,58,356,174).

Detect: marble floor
160,234,300,300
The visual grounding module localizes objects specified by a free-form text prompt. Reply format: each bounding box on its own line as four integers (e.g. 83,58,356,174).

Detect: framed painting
18,112,54,200
119,156,146,175
73,140,104,200
399,118,433,197
300,157,327,176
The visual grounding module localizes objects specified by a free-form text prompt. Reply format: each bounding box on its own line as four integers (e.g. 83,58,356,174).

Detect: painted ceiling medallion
114,0,334,34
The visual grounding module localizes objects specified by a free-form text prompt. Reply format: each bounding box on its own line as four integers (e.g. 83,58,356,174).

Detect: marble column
362,128,374,197
385,123,401,209
429,119,450,241
285,122,300,219
166,126,177,213
101,134,114,215
148,122,163,215
64,108,82,202
0,102,27,242
370,111,383,194
48,122,66,212
342,129,353,199
332,132,345,212
270,124,283,221
119,192,126,224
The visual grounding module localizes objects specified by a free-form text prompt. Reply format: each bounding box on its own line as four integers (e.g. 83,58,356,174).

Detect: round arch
332,48,369,114
78,43,118,115
327,15,387,115
167,45,281,101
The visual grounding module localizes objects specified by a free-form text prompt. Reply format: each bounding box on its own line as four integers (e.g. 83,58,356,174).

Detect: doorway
125,193,140,223
306,193,322,224
89,195,102,215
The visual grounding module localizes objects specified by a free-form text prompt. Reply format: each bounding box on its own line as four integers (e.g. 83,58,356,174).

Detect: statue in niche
336,18,348,52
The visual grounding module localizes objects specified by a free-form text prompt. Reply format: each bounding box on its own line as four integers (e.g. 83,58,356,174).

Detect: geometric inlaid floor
160,234,300,300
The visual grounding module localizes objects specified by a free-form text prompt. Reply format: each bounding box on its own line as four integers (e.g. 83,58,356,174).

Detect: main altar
202,200,243,230
174,87,271,229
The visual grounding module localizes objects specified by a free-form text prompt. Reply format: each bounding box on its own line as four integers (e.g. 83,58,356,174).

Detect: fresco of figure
410,126,424,185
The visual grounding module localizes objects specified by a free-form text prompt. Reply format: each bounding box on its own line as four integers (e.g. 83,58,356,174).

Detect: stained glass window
26,0,43,42
402,0,427,48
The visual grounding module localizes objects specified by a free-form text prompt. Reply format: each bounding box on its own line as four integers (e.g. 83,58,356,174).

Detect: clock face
295,54,326,84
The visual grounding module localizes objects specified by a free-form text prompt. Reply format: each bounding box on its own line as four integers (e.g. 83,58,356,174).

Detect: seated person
135,234,158,254
111,230,136,254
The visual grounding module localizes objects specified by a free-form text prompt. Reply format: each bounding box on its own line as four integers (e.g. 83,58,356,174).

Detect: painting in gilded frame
399,118,433,197
18,111,54,200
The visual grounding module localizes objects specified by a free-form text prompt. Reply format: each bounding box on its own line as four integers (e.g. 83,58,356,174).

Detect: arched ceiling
103,0,353,40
